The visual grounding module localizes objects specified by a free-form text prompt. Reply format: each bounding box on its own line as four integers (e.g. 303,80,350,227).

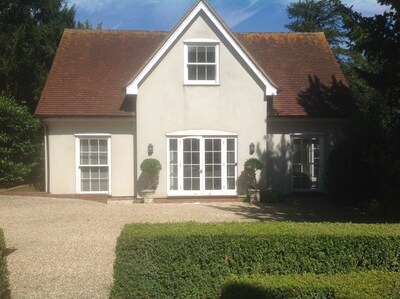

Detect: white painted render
45,119,135,196
136,13,268,197
126,1,277,96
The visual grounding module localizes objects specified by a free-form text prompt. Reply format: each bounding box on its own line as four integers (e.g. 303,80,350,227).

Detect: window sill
184,82,220,86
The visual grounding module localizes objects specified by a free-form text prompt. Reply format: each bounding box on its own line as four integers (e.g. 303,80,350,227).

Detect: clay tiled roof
36,30,169,117
236,32,351,117
36,30,350,118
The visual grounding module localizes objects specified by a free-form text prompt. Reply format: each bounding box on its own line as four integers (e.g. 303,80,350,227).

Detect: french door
167,137,237,196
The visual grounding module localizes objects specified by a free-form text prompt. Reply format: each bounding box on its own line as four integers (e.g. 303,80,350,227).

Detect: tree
0,0,76,112
76,19,103,30
285,0,352,60
0,93,42,188
326,1,400,219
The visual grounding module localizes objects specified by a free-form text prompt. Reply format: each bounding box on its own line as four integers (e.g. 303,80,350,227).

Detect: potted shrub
140,158,162,203
244,158,263,203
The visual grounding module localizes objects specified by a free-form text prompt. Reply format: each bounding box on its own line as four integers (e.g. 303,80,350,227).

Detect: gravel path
0,195,257,298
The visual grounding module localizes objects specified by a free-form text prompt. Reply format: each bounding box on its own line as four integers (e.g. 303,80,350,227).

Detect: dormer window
184,40,219,85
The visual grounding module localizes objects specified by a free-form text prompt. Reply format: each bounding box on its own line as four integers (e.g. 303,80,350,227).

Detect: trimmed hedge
0,229,8,298
221,271,400,299
111,222,400,299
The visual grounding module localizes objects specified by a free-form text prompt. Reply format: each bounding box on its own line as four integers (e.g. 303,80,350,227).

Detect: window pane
213,152,221,163
227,178,235,190
227,165,235,176
192,152,200,164
188,65,196,80
99,153,107,165
184,178,191,190
80,154,89,165
205,165,213,177
198,65,206,80
184,153,191,164
92,180,99,191
198,46,206,62
81,139,89,152
207,47,215,62
214,139,221,151
183,139,191,151
81,168,90,179
90,154,98,165
192,178,200,190
227,139,234,151
99,140,107,152
170,139,177,151
184,165,191,177
227,152,235,163
192,166,200,178
92,167,100,179
100,180,108,191
205,152,213,164
192,139,200,151
100,168,108,179
81,180,90,192
206,65,215,80
188,46,196,62
214,165,221,177
205,139,212,151
214,178,221,190
205,178,213,190
90,139,98,151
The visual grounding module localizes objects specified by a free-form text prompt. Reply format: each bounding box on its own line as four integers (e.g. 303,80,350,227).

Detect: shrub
139,158,162,190
0,93,42,188
221,274,334,299
221,271,400,299
243,158,263,189
111,222,400,299
0,229,8,298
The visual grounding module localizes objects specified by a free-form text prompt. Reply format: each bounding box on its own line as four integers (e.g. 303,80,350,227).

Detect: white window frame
184,39,220,85
290,133,323,192
166,132,237,196
75,133,112,195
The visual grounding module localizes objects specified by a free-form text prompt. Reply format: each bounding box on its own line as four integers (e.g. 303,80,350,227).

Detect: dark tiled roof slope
236,32,350,117
36,30,350,117
36,30,168,117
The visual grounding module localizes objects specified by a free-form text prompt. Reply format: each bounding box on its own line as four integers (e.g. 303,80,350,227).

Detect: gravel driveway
0,195,258,298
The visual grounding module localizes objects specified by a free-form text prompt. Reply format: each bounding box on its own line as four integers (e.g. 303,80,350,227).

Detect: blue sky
68,0,390,32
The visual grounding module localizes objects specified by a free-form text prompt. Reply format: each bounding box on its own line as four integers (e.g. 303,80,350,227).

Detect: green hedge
111,222,400,299
0,229,8,298
221,271,400,299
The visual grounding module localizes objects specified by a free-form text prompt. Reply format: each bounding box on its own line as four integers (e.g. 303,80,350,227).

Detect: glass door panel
183,138,200,191
204,139,222,191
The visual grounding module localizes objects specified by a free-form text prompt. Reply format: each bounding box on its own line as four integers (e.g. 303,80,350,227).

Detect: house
35,0,351,198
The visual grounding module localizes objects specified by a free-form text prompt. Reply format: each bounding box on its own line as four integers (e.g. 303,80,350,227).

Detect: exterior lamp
148,143,153,156
249,143,255,155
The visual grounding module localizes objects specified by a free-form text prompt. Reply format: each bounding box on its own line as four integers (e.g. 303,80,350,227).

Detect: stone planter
141,189,155,204
248,189,260,204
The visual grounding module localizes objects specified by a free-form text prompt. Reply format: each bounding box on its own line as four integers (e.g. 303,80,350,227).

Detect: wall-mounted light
148,143,153,156
249,143,255,155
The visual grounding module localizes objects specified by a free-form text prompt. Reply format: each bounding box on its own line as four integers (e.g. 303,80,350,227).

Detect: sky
68,0,390,32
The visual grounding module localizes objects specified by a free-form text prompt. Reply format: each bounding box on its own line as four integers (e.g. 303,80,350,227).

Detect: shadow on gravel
209,197,390,223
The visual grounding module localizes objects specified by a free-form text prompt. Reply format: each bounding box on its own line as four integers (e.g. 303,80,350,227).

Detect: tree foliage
325,1,400,218
285,0,351,59
0,93,42,188
0,0,75,112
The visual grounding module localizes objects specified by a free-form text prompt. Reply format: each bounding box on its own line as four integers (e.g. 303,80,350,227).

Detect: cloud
274,0,389,16
213,0,267,28
67,0,115,13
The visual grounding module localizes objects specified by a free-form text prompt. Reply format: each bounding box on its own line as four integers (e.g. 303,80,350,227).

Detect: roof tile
36,30,350,118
